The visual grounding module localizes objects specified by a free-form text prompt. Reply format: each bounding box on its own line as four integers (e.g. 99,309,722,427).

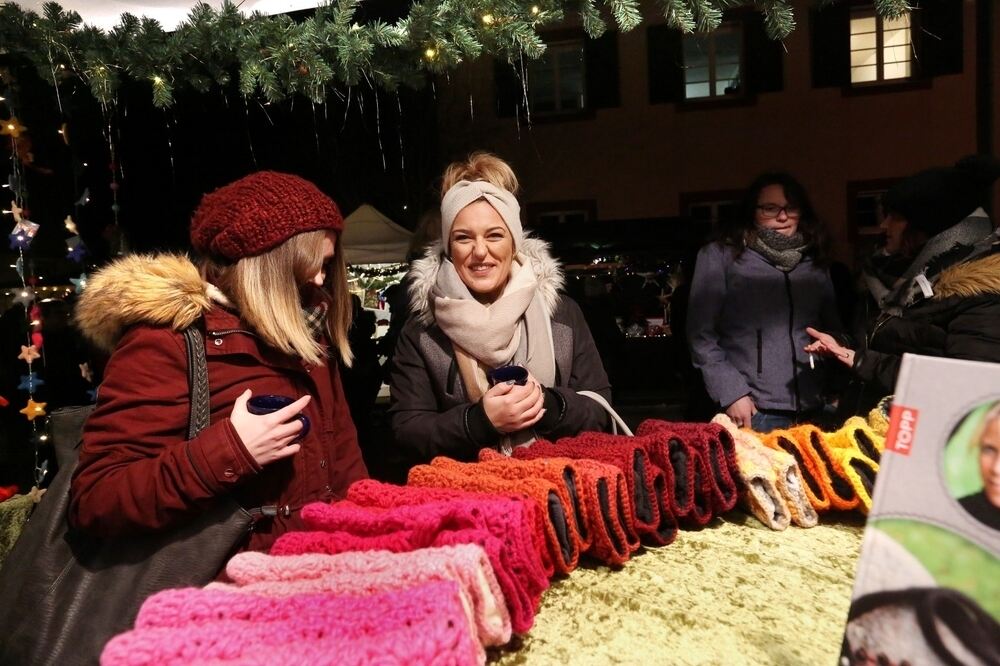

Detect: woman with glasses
687,172,841,433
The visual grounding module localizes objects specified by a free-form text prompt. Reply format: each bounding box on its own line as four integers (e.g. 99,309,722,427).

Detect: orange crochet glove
410,458,582,575
758,428,832,512
514,434,677,546
479,449,637,566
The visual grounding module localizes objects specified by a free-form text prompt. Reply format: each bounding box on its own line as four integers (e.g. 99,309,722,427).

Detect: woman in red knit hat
69,171,367,554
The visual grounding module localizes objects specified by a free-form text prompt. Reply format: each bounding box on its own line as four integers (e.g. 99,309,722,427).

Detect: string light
531,5,540,14
482,13,494,25
424,47,437,60
153,76,163,84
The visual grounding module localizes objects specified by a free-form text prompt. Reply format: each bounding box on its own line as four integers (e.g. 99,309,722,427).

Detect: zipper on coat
783,274,801,412
756,330,763,375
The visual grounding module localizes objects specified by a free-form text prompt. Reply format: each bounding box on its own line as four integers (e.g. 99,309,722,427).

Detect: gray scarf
878,209,996,315
748,228,810,272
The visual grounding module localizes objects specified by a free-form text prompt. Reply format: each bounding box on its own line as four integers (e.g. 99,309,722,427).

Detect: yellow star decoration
64,215,78,235
18,345,40,363
9,201,23,223
1,116,27,139
20,398,46,421
79,362,93,383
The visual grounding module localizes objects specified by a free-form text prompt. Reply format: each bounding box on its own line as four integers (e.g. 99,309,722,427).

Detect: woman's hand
482,375,546,434
229,390,308,466
805,327,856,367
726,395,757,429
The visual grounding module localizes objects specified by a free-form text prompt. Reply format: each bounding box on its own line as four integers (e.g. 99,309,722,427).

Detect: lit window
850,10,912,84
528,41,585,113
683,23,743,99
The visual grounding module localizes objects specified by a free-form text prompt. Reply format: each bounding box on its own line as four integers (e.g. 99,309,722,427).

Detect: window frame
681,21,746,103
526,200,598,228
849,7,915,87
526,38,588,118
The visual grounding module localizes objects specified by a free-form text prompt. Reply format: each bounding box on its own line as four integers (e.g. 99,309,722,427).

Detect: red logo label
885,405,919,456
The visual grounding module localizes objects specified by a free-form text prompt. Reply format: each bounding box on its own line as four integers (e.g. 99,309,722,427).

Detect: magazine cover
841,354,1000,665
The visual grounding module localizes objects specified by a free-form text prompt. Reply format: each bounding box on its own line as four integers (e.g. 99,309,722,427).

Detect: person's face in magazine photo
978,416,1000,510
949,404,1000,531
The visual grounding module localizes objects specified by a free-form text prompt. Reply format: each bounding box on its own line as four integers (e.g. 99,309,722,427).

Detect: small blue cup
247,394,311,442
486,365,529,387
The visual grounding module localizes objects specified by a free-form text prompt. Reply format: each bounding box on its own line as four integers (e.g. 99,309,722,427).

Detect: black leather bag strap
183,326,211,439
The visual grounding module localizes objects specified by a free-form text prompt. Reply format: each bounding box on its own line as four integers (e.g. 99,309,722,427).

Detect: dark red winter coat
69,254,367,552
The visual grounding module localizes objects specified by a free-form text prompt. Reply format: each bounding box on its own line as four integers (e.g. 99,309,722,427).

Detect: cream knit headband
440,180,522,254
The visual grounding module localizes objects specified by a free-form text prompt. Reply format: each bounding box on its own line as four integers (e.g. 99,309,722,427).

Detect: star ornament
12,287,35,308
20,398,46,421
17,373,44,392
18,345,40,363
9,201,23,223
70,273,88,293
64,215,78,235
1,116,27,138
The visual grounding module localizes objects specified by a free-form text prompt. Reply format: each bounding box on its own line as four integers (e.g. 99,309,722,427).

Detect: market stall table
491,513,865,665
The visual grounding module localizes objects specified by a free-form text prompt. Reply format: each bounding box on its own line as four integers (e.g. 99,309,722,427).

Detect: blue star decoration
9,230,32,250
86,388,98,403
66,236,88,262
14,256,23,280
17,373,45,392
70,273,88,293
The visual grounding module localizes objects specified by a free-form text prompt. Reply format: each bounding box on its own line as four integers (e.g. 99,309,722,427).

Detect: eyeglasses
757,204,801,219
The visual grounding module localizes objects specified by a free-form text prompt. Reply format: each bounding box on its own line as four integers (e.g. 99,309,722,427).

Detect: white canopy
16,1,323,31
342,204,412,265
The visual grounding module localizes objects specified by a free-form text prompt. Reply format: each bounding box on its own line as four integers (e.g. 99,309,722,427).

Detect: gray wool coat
388,237,612,463
687,242,842,413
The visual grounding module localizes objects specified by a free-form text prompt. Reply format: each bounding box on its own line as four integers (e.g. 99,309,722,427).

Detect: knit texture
408,457,581,574
867,397,893,436
190,171,344,261
222,546,510,647
478,449,636,566
514,435,677,545
341,480,549,633
826,418,883,514
105,580,482,666
710,414,790,530
635,420,715,527
758,428,832,512
646,421,739,516
778,425,861,512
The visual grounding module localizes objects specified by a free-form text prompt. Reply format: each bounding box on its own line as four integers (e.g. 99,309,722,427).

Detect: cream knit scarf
432,255,555,402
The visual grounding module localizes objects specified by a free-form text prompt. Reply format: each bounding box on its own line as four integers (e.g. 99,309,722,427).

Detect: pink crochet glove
221,546,510,647
107,580,482,665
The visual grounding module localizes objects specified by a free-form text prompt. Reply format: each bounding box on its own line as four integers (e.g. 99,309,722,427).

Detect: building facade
434,0,995,263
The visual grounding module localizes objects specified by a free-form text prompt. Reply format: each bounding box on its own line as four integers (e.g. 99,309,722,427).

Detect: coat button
223,468,235,478
213,338,223,346
325,484,332,493
320,459,327,468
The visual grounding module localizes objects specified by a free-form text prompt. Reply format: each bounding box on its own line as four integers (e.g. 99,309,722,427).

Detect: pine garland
0,1,901,109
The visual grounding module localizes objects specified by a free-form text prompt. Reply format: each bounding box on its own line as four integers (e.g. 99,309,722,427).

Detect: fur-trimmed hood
934,252,1000,300
408,235,564,326
75,254,212,352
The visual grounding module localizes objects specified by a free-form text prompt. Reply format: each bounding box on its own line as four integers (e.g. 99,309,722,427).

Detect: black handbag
0,327,255,666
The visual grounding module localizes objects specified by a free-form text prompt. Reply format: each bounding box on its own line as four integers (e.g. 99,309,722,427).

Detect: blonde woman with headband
389,152,612,462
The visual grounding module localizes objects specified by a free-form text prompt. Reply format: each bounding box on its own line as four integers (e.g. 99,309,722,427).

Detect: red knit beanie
190,171,344,260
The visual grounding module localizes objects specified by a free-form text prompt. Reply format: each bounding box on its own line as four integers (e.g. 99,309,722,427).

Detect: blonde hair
971,402,1000,452
440,151,519,198
201,230,353,367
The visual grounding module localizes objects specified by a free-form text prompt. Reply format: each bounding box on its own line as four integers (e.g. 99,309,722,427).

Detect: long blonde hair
440,151,520,198
201,230,353,367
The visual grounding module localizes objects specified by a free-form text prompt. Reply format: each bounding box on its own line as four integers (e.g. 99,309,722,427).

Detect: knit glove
711,414,790,530
105,580,482,666
408,458,582,575
222,546,510,647
478,449,635,566
634,420,715,527
514,434,678,546
826,417,884,514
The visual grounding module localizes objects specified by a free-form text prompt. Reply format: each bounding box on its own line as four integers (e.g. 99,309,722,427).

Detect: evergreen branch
607,0,642,32
579,0,607,38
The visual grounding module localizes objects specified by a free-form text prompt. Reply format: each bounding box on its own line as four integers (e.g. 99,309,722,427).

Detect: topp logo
885,405,919,456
